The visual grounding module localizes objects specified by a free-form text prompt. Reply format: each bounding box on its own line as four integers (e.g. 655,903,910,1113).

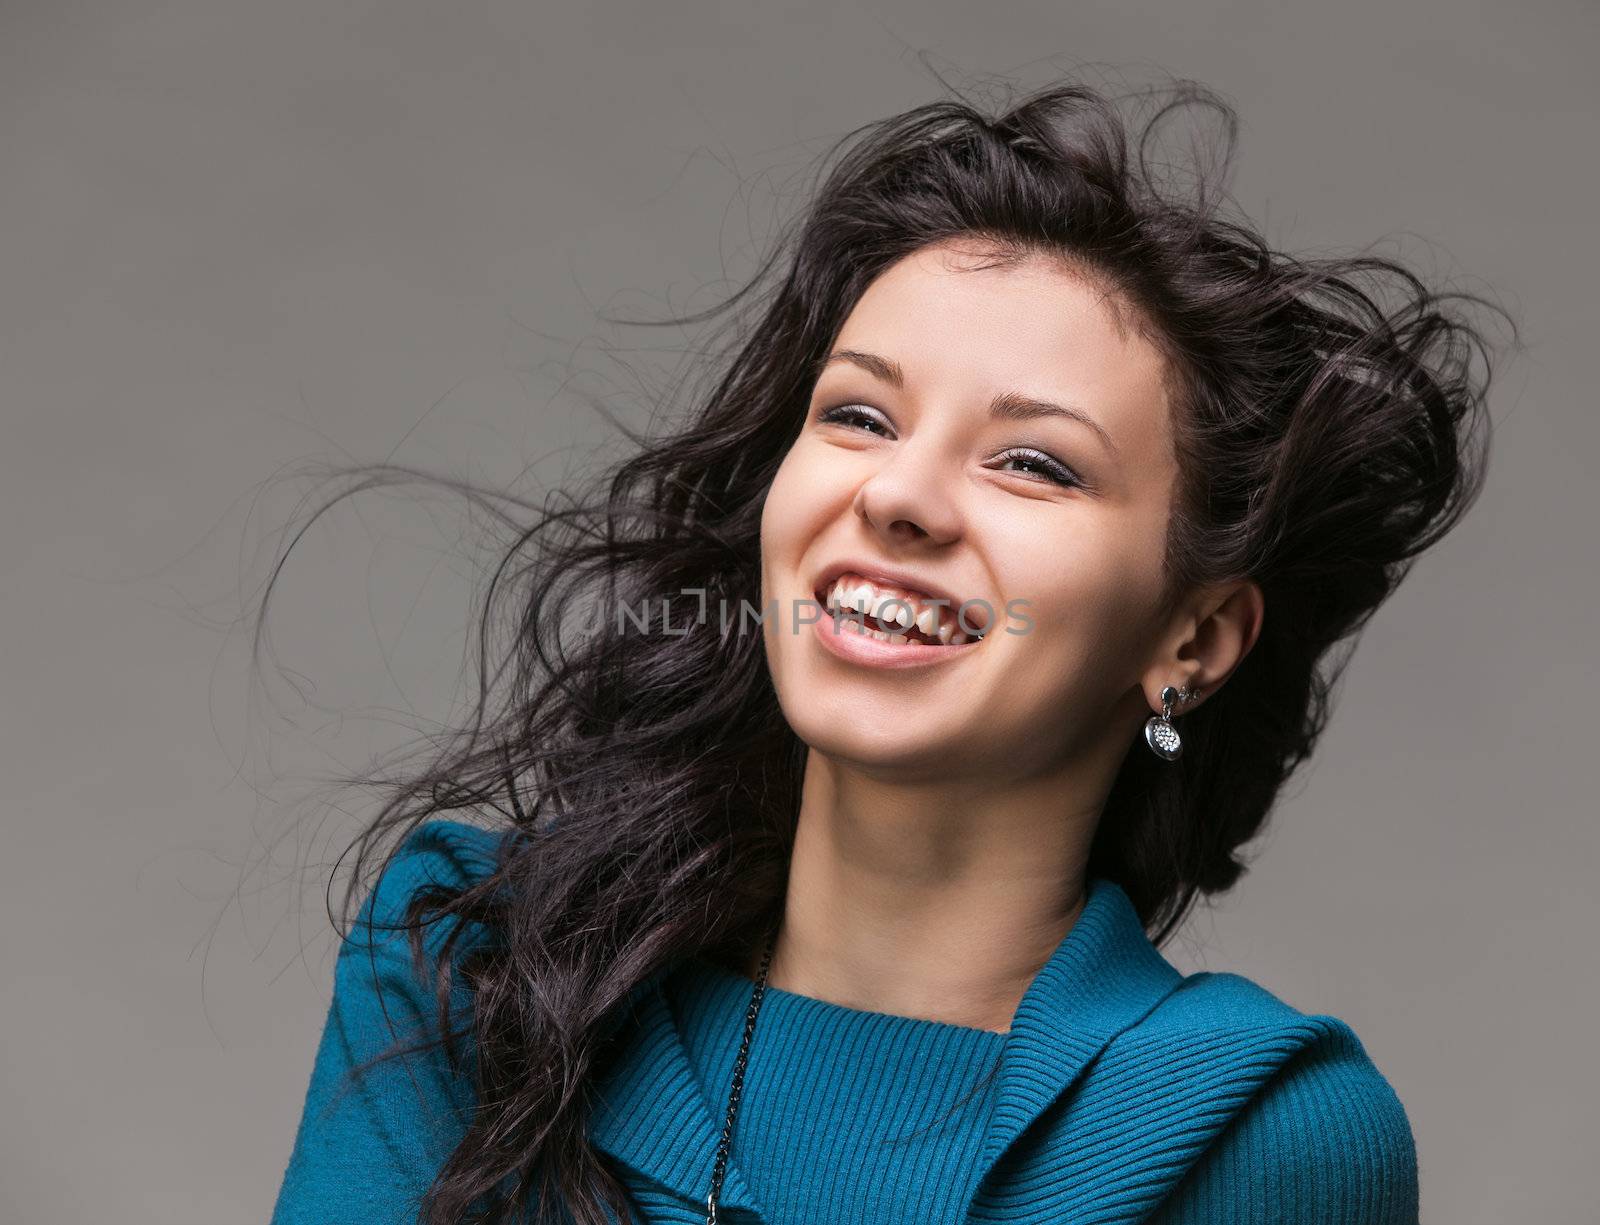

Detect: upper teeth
822,575,983,644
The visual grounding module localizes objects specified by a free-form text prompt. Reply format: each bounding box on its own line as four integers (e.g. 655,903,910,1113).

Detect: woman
267,79,1504,1224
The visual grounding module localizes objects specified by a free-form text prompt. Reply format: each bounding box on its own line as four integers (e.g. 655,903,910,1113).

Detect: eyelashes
994,446,1084,489
813,403,1086,491
816,403,893,436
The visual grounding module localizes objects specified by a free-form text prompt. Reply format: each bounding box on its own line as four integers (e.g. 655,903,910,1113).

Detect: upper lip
810,556,989,632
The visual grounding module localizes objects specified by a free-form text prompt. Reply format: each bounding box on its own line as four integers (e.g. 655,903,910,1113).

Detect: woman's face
759,238,1188,783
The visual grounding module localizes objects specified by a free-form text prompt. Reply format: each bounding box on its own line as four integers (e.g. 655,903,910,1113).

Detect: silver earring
1144,684,1198,761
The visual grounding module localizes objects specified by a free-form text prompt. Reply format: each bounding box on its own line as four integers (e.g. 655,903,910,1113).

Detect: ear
1140,578,1264,714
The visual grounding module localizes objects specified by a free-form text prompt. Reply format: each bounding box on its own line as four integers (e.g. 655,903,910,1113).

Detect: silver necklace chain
705,920,780,1224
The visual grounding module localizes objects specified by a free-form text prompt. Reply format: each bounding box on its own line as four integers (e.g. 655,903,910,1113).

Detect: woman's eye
815,403,892,436
994,448,1083,489
815,405,1083,491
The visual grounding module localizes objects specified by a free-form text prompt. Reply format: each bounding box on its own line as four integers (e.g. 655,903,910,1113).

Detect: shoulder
1141,969,1418,1145
320,822,508,1102
271,821,509,1221
356,817,507,911
341,818,507,959
1140,971,1420,1224
330,818,509,1027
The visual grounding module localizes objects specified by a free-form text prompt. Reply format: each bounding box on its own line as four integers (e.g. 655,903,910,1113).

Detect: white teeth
870,591,913,627
823,574,984,644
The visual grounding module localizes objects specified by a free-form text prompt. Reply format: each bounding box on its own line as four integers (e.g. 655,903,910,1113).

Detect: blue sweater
271,820,1420,1224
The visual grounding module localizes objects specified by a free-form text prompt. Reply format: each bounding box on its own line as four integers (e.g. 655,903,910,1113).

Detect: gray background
2,2,1593,1222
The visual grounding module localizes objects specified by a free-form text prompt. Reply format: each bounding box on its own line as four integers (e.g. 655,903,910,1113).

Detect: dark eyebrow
819,348,906,389
818,348,1120,459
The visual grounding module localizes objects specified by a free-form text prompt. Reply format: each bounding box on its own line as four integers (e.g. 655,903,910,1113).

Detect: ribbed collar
586,876,1184,1222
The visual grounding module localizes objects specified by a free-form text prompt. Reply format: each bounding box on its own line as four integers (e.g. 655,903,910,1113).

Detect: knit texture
670,954,1009,1224
271,820,1420,1224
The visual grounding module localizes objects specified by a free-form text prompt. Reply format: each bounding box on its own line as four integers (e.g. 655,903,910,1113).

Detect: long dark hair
257,76,1511,1223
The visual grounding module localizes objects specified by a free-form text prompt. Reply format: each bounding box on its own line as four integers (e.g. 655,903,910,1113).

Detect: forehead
827,241,1176,470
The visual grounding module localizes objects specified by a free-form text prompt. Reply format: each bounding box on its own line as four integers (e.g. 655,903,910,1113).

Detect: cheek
760,443,826,599
997,518,1164,662
981,537,1160,757
759,448,803,550
762,440,851,551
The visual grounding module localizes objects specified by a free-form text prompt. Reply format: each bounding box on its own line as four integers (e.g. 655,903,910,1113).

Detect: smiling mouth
812,573,988,646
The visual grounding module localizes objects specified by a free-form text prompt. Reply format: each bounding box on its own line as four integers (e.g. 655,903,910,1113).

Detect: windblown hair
260,77,1509,1223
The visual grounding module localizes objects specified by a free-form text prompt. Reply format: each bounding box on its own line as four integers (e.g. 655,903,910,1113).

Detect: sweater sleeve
269,820,501,1225
1146,1021,1420,1225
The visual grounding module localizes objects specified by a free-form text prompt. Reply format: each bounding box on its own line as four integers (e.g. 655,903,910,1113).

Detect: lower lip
808,604,982,670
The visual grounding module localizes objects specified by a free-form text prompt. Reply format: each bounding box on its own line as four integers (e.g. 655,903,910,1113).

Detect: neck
746,749,1100,1033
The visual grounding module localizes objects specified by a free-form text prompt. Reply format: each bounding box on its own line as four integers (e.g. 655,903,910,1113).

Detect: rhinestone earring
1144,683,1198,761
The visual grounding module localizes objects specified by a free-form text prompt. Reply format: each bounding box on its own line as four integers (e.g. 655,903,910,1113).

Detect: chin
781,699,974,777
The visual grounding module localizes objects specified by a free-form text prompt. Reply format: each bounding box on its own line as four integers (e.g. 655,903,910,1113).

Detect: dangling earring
1144,683,1198,761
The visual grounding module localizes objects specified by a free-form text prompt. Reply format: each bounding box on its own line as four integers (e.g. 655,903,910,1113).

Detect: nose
854,438,964,546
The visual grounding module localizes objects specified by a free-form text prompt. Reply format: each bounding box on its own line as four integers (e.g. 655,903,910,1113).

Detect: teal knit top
271,821,1420,1224
670,953,1008,1223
